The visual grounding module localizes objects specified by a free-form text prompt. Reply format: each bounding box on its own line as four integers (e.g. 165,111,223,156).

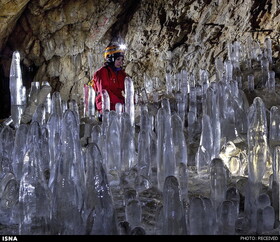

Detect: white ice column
124,76,135,126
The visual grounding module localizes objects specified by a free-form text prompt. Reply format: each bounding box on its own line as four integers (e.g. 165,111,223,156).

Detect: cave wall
0,0,280,118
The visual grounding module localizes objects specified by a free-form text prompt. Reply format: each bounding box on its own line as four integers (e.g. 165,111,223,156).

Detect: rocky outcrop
0,0,279,117
0,0,29,51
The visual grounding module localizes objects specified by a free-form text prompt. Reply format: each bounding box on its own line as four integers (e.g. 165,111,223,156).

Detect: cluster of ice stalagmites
0,37,280,235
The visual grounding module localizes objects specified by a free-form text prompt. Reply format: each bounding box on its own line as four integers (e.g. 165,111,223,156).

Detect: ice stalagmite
137,107,152,180
31,103,46,126
215,57,224,82
272,145,280,223
200,69,209,114
248,74,255,92
261,206,275,233
162,105,175,182
245,97,271,232
106,111,121,173
224,60,233,82
47,113,61,192
83,83,96,119
148,115,158,187
44,90,52,120
125,76,135,126
51,110,84,235
9,51,26,128
269,106,280,181
178,161,189,206
204,82,221,159
188,197,204,235
162,176,187,235
256,194,275,234
210,158,227,213
100,110,110,166
90,144,119,235
19,121,52,235
139,105,157,187
0,126,15,174
231,88,249,137
264,37,273,64
171,113,188,201
165,72,172,95
201,197,216,235
137,129,150,178
261,57,270,89
188,86,197,128
88,87,96,118
89,124,101,147
120,112,135,171
83,84,89,118
270,105,280,223
64,110,85,211
0,126,18,227
172,113,188,169
226,186,240,215
12,124,28,181
83,143,101,234
180,69,189,100
9,51,25,106
219,81,238,143
156,98,175,185
21,82,52,124
39,127,50,176
217,200,238,235
27,82,40,106
175,91,186,126
267,71,276,93
51,91,63,120
68,99,80,122
156,107,165,191
156,99,176,186
0,172,19,225
247,97,270,182
196,114,213,175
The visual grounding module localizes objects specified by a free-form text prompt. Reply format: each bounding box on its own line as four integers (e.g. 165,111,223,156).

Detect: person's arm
92,71,101,94
92,68,106,112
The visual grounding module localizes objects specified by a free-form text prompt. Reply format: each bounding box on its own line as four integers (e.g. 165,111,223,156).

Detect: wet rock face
0,0,280,109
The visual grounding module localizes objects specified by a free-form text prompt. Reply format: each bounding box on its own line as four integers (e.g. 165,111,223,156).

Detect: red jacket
92,65,126,112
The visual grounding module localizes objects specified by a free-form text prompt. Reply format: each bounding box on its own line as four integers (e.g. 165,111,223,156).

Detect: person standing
91,44,126,119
